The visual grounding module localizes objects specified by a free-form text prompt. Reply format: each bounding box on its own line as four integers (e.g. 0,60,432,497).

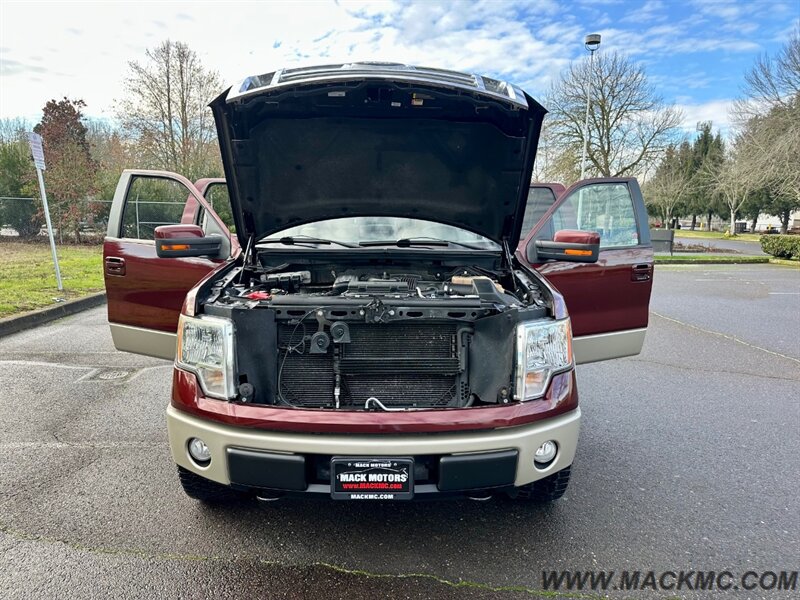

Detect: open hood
210,63,546,248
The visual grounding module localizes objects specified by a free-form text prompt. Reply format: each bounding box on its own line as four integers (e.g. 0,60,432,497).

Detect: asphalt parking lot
1,264,798,599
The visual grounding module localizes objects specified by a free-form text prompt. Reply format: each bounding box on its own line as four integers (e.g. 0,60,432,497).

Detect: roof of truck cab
226,62,529,109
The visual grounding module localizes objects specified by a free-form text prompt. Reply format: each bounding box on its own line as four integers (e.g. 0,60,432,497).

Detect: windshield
265,217,501,249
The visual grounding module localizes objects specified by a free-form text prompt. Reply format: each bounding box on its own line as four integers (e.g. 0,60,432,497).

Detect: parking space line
651,311,800,364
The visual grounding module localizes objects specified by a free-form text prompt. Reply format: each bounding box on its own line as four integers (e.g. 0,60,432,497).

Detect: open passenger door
103,170,234,360
518,178,653,364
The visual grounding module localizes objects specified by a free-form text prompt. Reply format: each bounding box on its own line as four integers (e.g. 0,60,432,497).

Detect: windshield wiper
359,237,484,250
259,235,358,248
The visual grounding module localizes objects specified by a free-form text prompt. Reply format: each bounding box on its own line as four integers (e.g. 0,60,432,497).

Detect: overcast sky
1,0,798,132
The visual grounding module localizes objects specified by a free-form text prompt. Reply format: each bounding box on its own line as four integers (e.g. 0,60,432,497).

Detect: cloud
772,19,800,43
599,22,760,59
620,0,667,24
676,99,733,132
0,0,790,125
0,57,49,76
651,71,711,92
690,0,788,35
229,0,577,97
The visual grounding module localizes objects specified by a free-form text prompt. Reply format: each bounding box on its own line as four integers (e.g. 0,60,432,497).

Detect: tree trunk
690,215,697,230
780,209,790,234
729,208,736,236
706,211,712,232
751,216,758,233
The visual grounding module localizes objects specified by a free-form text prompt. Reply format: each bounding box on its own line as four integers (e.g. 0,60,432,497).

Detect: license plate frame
330,457,414,500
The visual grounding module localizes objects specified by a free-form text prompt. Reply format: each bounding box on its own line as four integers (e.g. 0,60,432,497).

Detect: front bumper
171,368,578,434
167,405,581,496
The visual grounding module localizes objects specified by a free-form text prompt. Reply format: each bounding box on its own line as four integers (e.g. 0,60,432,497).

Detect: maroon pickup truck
103,64,653,504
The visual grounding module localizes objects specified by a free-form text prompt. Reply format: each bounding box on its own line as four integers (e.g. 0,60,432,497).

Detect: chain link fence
0,196,189,244
0,196,112,243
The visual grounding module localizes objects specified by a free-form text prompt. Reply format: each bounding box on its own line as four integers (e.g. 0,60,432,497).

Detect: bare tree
733,29,800,231
645,142,693,228
116,40,222,179
0,117,33,144
705,147,758,235
546,51,682,182
738,28,800,115
86,120,136,201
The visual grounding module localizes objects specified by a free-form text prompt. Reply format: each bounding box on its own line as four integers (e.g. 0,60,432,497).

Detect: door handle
105,256,126,276
631,264,652,282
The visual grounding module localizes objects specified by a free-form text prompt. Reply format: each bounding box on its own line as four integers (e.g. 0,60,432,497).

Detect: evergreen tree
685,123,725,230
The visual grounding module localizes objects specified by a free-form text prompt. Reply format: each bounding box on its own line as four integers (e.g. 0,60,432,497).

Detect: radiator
277,322,471,408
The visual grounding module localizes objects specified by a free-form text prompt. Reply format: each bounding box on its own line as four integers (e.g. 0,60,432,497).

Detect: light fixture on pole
580,33,601,180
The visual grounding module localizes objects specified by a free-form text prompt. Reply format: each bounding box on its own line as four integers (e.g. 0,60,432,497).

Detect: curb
768,258,800,267
0,292,106,338
654,256,769,265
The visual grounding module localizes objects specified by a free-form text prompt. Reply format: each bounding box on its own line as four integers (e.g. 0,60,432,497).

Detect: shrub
760,235,800,259
0,197,43,238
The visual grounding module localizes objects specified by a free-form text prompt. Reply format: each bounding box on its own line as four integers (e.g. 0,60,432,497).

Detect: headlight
514,318,573,401
176,314,235,399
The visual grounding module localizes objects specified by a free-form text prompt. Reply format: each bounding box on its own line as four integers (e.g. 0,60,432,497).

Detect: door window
521,187,557,238
543,182,639,248
200,183,236,232
120,176,190,240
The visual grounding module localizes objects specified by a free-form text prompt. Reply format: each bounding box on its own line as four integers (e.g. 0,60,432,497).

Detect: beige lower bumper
167,405,581,488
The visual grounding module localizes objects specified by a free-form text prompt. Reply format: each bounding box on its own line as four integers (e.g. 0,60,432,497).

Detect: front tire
177,466,241,503
509,466,571,502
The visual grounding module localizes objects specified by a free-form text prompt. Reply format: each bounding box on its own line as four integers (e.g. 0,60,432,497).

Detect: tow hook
467,492,493,501
256,494,282,503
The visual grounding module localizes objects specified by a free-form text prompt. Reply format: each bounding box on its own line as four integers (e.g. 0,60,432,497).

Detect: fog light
188,438,211,464
534,440,557,466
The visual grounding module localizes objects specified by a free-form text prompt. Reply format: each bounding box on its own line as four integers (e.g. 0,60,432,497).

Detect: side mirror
154,224,222,258
531,229,600,263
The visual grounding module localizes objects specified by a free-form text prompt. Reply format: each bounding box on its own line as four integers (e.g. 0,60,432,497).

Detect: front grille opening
277,321,471,409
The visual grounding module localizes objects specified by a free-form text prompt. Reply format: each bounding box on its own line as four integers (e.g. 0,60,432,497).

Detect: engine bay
217,264,539,305
201,252,551,410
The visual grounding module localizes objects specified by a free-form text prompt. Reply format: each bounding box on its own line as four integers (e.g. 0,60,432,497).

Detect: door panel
518,178,653,363
104,170,230,359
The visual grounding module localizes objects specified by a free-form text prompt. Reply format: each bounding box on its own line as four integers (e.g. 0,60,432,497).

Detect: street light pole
580,33,601,180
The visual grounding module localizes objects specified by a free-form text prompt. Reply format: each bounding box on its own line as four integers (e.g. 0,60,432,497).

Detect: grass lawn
0,242,104,318
670,229,762,243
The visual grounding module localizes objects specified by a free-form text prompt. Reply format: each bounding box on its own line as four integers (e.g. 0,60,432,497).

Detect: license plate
331,457,414,500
